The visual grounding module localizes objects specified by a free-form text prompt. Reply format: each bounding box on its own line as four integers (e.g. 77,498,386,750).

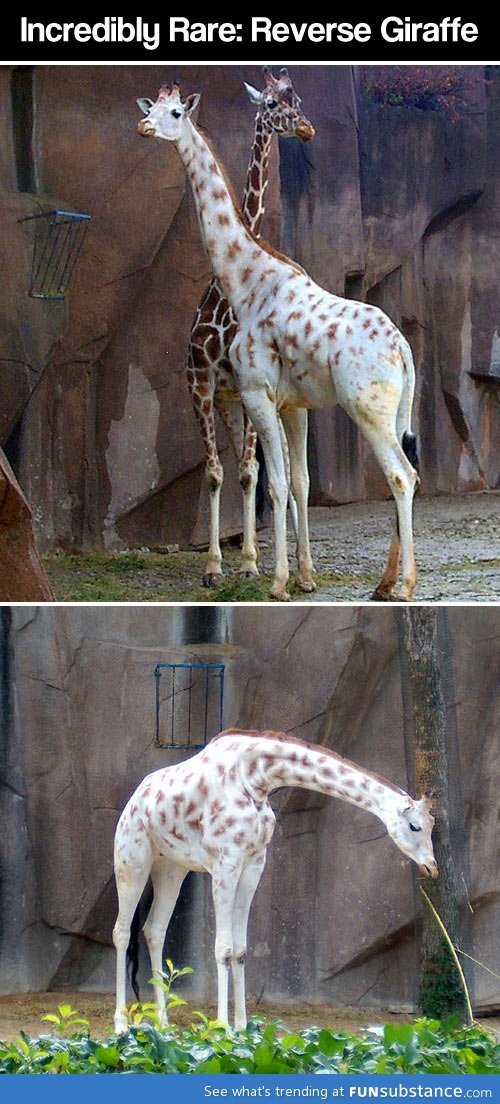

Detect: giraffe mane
212,728,408,796
193,124,305,278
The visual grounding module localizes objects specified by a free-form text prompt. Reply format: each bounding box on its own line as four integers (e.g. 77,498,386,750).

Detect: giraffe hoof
270,588,291,602
371,585,395,602
202,572,224,587
238,569,260,580
295,575,317,593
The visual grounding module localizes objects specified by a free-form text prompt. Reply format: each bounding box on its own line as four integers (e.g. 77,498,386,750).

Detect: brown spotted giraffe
137,84,420,602
186,69,314,587
113,730,437,1032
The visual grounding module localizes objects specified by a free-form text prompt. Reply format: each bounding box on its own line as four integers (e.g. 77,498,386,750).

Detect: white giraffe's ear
244,82,264,105
184,93,201,117
137,98,154,115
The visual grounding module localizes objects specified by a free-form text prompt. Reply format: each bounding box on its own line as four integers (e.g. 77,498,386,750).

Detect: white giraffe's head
137,82,200,143
386,795,438,878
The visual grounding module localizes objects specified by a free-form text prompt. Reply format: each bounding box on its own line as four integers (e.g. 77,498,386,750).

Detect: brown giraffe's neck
178,120,283,316
241,116,273,237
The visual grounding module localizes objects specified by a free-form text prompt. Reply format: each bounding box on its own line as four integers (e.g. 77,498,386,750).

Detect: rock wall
1,605,498,1012
0,65,498,552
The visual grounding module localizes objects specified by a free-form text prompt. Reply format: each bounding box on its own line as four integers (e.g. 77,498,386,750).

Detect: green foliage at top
0,1013,498,1075
363,68,466,119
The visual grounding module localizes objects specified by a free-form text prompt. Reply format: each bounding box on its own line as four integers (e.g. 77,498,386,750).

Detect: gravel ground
46,491,499,603
279,491,499,603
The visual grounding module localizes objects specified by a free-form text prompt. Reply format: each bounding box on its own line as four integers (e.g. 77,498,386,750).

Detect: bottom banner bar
0,1074,498,1102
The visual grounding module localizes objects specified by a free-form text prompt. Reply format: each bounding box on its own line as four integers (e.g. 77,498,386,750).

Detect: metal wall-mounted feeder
154,662,225,750
19,209,91,300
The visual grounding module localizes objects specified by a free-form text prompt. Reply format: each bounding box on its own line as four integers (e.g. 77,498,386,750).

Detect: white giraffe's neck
237,736,408,823
177,120,278,314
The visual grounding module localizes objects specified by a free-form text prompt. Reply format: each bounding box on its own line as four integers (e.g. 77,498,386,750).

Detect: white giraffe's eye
171,108,182,119
409,823,422,832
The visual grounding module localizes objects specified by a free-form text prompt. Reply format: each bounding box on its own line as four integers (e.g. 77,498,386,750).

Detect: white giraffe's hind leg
360,423,418,601
372,525,401,601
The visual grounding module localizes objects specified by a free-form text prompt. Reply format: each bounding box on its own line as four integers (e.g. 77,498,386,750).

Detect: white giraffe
113,731,437,1032
137,83,420,602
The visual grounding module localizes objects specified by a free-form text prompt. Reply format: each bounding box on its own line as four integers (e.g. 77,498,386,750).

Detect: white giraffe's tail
398,337,419,477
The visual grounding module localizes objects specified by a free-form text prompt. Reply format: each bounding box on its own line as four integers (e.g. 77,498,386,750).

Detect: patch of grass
433,558,500,576
46,552,214,603
45,552,356,603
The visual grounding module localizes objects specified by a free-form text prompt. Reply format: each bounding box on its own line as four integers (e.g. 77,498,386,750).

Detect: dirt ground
0,991,498,1044
47,491,499,603
0,991,432,1042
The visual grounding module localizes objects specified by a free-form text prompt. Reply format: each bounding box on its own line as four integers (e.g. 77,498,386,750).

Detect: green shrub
0,1014,498,1074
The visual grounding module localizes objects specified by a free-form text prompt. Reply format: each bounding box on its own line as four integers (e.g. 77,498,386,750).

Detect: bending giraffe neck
219,732,408,822
241,116,273,236
178,120,285,315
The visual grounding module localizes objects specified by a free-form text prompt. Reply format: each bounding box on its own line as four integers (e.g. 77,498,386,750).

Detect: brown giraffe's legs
215,400,259,579
187,341,225,586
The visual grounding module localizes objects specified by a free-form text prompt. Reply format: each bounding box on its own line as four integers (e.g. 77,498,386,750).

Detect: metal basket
19,208,91,300
154,662,225,750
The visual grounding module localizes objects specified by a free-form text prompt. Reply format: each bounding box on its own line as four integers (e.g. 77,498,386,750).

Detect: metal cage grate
154,662,225,750
19,208,91,300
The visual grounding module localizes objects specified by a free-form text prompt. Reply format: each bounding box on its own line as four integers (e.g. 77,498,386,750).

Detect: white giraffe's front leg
281,408,316,592
211,861,243,1027
231,853,267,1031
237,388,290,601
278,419,299,545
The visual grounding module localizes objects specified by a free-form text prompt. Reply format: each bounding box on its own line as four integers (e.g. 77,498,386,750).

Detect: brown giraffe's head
386,795,438,879
137,82,200,142
244,67,315,142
